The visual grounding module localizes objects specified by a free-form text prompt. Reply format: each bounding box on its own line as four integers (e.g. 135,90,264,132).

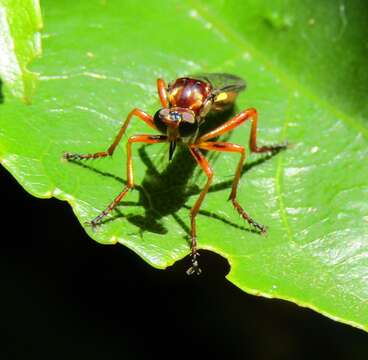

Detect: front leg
88,134,167,228
157,79,169,108
186,146,214,275
63,108,157,161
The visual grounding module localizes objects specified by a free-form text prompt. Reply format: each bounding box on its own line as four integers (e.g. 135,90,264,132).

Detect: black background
1,164,368,359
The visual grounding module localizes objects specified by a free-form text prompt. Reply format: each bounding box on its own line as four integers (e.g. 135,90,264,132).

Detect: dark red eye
182,112,195,123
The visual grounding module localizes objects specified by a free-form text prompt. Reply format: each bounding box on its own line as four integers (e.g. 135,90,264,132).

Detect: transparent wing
190,73,246,112
191,73,246,95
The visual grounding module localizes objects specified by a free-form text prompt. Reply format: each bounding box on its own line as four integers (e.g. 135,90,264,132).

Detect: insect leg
198,108,287,153
187,146,213,275
88,134,167,228
63,108,157,160
197,141,266,234
157,79,169,108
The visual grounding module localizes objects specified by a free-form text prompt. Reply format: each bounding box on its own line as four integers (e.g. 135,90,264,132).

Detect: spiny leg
187,146,213,275
197,141,266,234
63,108,157,160
198,107,287,153
88,135,167,228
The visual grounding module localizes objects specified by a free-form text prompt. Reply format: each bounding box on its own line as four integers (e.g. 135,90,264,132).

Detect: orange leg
63,108,157,160
88,135,167,228
198,107,287,153
157,79,169,108
197,141,266,234
187,146,213,275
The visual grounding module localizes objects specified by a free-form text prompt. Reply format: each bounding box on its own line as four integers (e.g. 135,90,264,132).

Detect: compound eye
182,112,195,123
154,109,169,134
159,108,170,118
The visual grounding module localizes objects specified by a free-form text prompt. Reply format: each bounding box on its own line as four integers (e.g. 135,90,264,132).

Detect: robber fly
63,73,287,275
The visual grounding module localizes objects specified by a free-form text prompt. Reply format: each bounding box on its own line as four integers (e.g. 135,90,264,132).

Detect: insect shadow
69,107,284,240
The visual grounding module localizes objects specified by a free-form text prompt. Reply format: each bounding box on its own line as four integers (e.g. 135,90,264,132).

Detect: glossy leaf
0,0,42,102
0,0,367,331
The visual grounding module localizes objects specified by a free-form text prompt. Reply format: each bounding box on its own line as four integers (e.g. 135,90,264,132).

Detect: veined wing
191,73,246,95
191,73,246,111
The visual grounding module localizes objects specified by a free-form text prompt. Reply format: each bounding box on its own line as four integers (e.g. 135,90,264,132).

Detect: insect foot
251,219,268,235
186,252,202,276
63,152,82,161
84,219,102,232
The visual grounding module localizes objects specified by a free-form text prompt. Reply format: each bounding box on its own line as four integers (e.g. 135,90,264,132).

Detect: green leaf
1,0,368,330
0,0,42,102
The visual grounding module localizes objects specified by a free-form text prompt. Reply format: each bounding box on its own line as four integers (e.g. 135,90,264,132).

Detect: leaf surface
0,0,42,102
1,0,368,330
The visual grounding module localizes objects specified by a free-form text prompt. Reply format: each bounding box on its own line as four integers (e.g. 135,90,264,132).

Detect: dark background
1,164,368,359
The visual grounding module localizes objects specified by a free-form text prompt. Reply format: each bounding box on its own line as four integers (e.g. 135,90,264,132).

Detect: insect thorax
168,77,212,115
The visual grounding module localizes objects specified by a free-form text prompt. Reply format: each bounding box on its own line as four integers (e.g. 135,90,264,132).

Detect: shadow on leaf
67,108,285,241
